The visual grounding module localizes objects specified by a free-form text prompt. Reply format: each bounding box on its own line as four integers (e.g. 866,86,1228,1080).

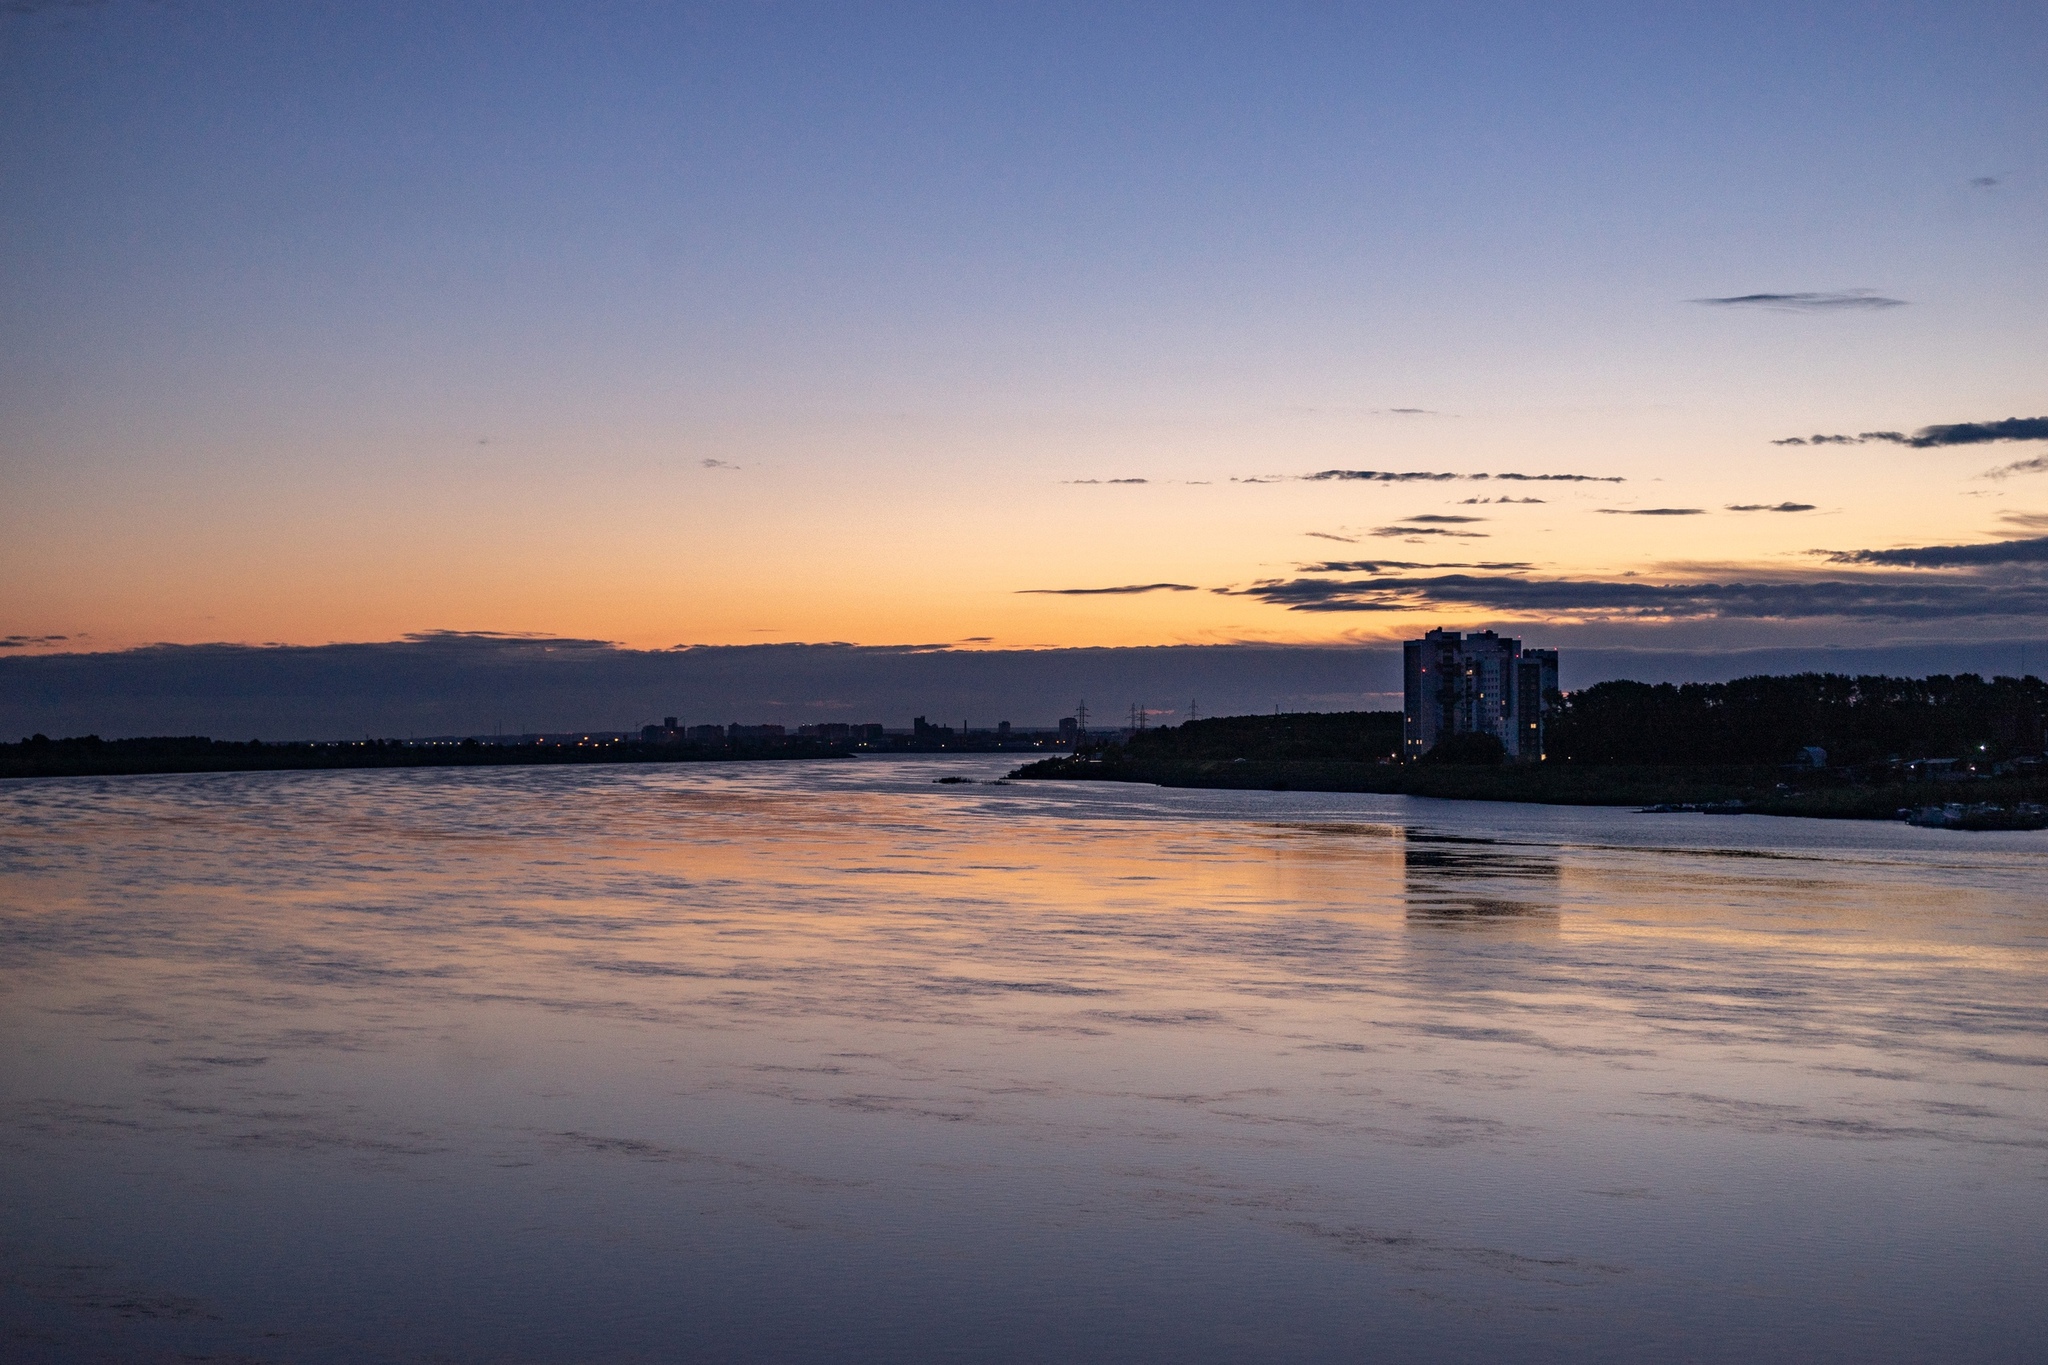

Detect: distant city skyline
3,2,2044,667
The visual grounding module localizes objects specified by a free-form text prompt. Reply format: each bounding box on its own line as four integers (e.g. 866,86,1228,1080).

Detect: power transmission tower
1189,698,1199,724
1075,700,1089,742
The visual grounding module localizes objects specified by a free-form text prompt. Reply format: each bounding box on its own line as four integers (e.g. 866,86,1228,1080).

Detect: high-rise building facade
1402,629,1559,761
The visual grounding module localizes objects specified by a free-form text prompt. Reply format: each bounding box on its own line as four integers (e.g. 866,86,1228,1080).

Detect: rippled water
3,758,2044,1362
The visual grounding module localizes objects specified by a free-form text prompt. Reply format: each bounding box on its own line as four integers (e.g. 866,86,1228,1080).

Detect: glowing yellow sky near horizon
8,398,2044,655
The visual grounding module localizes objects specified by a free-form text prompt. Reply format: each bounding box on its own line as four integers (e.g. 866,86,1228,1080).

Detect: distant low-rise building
794,722,885,744
1403,628,1559,761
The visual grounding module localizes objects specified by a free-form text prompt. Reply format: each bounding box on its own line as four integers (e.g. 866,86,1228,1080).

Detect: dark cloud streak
1223,570,2048,622
1693,291,1906,311
1367,526,1487,538
1301,561,1535,573
1304,469,1622,483
1016,583,1197,595
1817,536,2048,568
1774,417,2048,449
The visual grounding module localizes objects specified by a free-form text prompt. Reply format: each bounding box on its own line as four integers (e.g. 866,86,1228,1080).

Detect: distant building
686,724,725,743
1058,717,1078,746
1403,628,1559,761
727,723,786,741
640,716,682,743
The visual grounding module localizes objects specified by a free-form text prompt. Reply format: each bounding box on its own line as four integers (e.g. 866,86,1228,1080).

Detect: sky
3,1,2046,706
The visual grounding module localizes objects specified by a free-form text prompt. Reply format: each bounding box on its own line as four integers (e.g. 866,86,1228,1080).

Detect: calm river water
3,758,2044,1362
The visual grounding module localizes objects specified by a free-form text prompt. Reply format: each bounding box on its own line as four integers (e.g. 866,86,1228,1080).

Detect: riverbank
1006,753,2048,822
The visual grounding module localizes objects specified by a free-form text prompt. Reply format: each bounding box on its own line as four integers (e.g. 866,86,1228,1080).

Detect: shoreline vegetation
0,734,869,781
1009,674,2048,825
1010,750,2048,821
2,719,1076,781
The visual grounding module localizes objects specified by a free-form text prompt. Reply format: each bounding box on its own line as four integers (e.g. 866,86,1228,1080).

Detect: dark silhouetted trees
1110,711,1403,763
1546,673,2046,766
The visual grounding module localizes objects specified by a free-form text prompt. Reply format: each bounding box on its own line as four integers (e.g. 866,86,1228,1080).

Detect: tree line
1546,673,2047,766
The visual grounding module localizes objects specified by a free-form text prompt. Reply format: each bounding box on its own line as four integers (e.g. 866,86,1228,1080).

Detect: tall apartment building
1402,629,1559,761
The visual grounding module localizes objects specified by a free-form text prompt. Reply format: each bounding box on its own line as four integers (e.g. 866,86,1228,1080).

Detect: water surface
3,759,2044,1361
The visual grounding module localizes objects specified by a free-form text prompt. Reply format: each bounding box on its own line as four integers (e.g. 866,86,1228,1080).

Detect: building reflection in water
1402,828,1561,928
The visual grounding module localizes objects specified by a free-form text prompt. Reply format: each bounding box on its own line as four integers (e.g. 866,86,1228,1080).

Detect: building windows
1401,629,1558,761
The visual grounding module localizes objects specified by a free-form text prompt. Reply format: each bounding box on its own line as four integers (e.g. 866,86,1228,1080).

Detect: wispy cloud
0,634,70,649
1304,531,1358,543
1773,416,2048,449
1458,496,1544,505
1063,477,1151,485
1015,583,1198,595
1986,455,2048,479
1302,561,1534,573
1598,507,1705,516
1726,502,1816,513
1970,175,2002,188
1692,290,1906,311
1302,469,1622,483
1488,472,1622,483
1303,470,1457,483
1999,511,2048,532
700,458,739,469
1402,514,1485,524
1367,526,1487,539
1816,536,2048,568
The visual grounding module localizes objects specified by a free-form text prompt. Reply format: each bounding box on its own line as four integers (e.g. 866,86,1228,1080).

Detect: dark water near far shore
3,758,2044,1362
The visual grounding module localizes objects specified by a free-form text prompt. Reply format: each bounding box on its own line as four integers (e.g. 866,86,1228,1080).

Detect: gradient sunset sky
4,1,2044,659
